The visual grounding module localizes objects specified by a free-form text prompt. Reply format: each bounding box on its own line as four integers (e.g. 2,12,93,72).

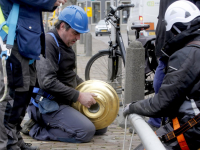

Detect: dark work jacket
0,0,56,59
129,22,200,148
36,29,83,105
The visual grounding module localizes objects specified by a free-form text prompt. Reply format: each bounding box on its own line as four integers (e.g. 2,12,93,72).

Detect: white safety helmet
165,0,200,31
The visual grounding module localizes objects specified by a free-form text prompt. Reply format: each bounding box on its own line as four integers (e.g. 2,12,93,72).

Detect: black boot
21,143,40,150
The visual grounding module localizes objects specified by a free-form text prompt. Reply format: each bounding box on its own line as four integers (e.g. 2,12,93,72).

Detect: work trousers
27,103,106,143
0,42,36,150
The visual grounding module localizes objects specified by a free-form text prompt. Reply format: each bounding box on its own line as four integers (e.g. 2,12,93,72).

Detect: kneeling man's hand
78,92,97,108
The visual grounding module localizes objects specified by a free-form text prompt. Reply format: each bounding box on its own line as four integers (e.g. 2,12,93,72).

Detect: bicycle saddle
131,24,150,30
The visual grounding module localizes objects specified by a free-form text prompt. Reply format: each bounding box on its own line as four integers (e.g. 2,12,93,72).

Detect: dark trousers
0,42,36,150
27,103,107,143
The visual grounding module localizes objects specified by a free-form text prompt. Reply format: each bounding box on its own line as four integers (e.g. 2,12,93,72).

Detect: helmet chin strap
172,22,192,35
173,25,181,34
186,23,191,30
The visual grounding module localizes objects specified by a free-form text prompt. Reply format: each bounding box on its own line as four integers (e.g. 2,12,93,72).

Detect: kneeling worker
123,1,200,150
21,5,107,143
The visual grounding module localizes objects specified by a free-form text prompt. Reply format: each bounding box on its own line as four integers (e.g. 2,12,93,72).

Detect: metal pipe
128,114,166,150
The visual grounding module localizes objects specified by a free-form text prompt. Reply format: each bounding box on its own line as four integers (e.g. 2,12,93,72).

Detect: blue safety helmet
59,5,89,33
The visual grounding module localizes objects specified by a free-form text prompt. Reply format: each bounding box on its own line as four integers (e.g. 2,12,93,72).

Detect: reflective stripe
172,117,190,150
161,49,170,57
191,99,200,115
168,66,178,71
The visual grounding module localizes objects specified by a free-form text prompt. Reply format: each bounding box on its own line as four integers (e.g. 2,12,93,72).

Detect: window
92,2,100,24
120,2,130,24
105,1,115,16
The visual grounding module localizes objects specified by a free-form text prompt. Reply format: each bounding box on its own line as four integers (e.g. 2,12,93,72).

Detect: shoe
21,143,40,150
21,119,36,135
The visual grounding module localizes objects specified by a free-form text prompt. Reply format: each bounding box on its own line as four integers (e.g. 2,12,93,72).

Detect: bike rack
128,114,166,150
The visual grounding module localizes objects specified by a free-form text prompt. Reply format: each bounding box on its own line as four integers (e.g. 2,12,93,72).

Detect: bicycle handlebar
105,4,134,23
117,4,135,10
109,4,134,15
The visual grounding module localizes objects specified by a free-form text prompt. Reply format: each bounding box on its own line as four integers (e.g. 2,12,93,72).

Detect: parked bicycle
85,4,157,101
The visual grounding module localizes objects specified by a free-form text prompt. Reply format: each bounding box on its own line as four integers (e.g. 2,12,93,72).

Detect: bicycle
85,4,157,101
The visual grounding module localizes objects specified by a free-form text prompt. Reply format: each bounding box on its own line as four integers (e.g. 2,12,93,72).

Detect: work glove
123,103,131,117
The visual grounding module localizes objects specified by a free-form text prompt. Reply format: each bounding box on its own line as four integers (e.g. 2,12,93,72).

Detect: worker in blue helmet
59,5,89,34
21,5,107,143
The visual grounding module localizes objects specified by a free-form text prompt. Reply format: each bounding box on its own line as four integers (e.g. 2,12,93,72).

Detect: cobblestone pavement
21,32,142,150
22,123,141,150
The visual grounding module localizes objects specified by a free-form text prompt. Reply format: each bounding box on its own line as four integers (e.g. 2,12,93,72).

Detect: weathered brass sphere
72,80,119,130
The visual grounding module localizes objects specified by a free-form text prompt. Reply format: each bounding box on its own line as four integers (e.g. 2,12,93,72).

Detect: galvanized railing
128,114,166,150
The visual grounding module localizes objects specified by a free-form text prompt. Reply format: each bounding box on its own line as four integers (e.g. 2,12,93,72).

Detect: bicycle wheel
85,51,155,101
85,51,125,98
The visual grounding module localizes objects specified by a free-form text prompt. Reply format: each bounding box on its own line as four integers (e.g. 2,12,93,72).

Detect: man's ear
60,22,65,30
